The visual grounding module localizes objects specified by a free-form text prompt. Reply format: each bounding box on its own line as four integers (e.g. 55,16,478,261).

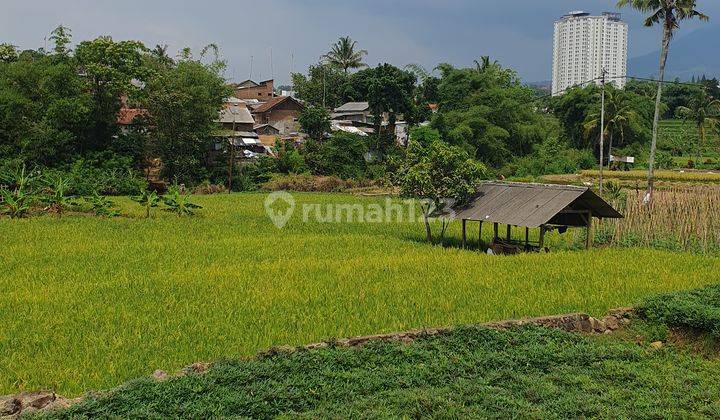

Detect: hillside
628,25,720,80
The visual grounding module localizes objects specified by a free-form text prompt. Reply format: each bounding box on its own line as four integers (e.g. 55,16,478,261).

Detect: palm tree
605,90,640,167
474,56,498,72
322,36,368,73
617,0,708,203
583,88,639,168
676,91,720,161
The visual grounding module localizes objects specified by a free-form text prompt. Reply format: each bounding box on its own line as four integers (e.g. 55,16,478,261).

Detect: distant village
119,77,411,170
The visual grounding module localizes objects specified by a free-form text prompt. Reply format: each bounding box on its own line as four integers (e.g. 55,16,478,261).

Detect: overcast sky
2,0,717,84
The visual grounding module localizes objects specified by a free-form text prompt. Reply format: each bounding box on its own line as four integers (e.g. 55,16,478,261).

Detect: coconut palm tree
474,56,498,72
583,88,639,168
676,91,720,161
605,90,640,168
322,36,368,73
617,0,708,203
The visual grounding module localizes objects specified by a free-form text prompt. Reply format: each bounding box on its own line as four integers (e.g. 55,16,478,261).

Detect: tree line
0,26,229,191
2,2,717,206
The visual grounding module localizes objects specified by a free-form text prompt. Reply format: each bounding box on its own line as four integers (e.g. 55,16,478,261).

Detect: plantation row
0,166,202,219
581,169,720,183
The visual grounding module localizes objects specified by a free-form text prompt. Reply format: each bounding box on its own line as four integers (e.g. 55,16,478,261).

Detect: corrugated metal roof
455,182,622,228
334,102,370,112
217,105,255,124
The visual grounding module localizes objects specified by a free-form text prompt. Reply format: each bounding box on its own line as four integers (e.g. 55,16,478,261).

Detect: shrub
637,285,720,338
193,182,226,195
162,185,202,217
505,138,595,177
654,150,675,170
304,132,368,180
86,193,120,217
40,174,73,217
0,164,39,218
262,174,346,192
0,187,35,218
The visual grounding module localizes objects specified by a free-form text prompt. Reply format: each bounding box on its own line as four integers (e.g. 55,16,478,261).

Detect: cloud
2,0,718,83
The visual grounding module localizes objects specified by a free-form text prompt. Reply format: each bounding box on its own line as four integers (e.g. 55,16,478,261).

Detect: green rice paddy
1,193,718,396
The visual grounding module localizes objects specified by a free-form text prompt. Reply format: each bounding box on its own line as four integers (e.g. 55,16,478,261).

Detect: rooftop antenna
250,55,254,80
270,47,274,80
290,52,295,87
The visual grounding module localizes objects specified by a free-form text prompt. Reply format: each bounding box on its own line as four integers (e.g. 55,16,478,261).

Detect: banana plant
0,164,39,218
0,187,33,218
41,174,73,217
131,188,160,219
162,185,202,217
87,192,120,217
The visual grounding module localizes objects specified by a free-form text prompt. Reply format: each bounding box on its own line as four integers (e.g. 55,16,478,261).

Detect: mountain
628,24,720,81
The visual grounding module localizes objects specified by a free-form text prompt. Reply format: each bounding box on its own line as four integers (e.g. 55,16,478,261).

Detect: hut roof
454,182,622,228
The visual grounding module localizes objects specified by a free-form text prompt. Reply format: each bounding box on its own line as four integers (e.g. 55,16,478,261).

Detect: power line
532,74,711,102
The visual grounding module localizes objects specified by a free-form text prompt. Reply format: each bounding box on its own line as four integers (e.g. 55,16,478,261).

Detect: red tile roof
252,96,304,114
117,108,147,125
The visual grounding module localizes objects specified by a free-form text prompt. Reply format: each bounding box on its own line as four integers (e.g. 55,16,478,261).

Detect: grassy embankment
2,193,719,396
43,285,720,418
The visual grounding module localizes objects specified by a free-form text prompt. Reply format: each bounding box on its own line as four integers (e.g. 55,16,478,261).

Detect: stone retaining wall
0,307,634,418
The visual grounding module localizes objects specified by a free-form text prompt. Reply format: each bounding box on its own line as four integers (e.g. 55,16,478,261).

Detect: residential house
254,123,280,136
233,79,275,100
116,108,147,135
216,101,255,132
331,102,371,123
250,96,305,135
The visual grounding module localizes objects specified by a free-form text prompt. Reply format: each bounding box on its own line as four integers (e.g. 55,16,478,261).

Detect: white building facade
552,11,628,96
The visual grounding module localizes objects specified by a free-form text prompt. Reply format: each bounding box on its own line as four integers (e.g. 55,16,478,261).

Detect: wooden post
586,212,593,249
539,225,546,249
506,224,511,241
461,219,467,248
493,223,499,241
227,139,235,193
478,221,483,249
525,227,529,248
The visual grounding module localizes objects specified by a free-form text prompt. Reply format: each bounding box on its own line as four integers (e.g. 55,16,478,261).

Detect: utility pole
599,68,606,196
321,55,326,108
227,112,236,193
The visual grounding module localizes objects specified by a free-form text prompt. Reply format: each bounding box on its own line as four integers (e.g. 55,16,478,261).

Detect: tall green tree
144,59,229,184
75,37,147,152
432,62,544,167
298,106,331,141
583,87,643,166
0,44,18,63
351,63,417,148
292,63,352,108
49,25,72,59
0,55,92,166
322,36,368,73
675,90,720,160
617,0,709,202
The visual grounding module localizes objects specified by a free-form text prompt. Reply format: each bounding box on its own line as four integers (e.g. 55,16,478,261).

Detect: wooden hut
455,182,623,252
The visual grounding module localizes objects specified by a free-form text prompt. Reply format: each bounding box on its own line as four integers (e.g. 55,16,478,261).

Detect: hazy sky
2,0,717,84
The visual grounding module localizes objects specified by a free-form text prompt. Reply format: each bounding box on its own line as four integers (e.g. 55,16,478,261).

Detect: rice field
581,169,720,183
598,187,720,253
1,192,719,396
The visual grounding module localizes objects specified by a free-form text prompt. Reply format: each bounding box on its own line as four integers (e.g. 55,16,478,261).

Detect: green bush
637,285,720,337
505,138,595,177
261,173,347,192
304,132,368,180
